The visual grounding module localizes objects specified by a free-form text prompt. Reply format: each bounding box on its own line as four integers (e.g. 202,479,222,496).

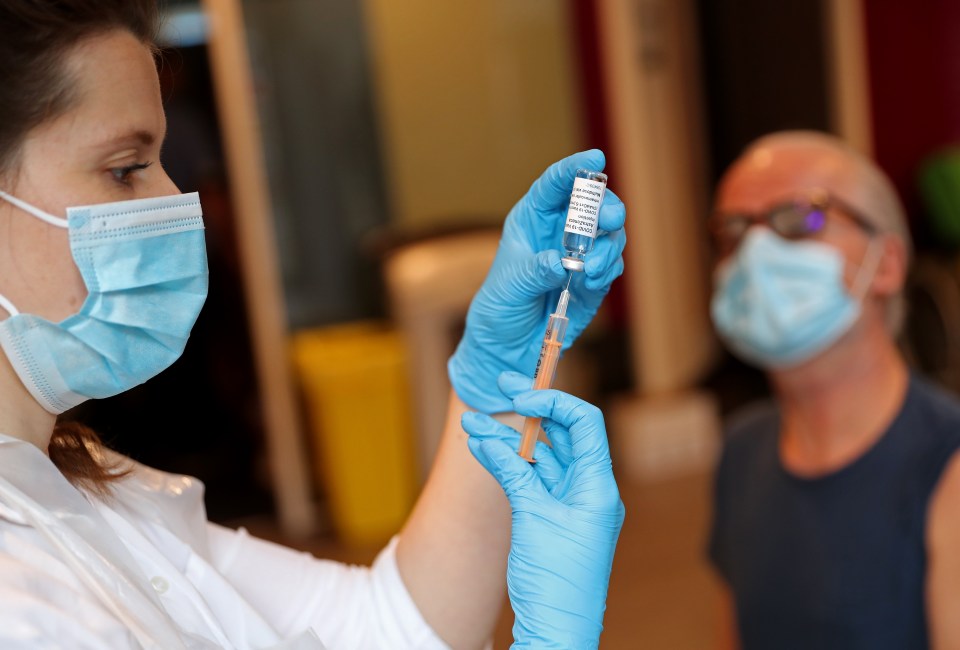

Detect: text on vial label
563,177,605,238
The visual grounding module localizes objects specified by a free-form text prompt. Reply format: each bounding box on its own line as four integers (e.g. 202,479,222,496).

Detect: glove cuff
447,336,513,414
511,616,603,650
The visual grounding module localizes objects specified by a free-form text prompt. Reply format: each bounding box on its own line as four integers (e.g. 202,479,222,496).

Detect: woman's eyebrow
86,129,157,153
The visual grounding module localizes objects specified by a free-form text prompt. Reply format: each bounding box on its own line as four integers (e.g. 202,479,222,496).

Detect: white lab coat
0,432,449,650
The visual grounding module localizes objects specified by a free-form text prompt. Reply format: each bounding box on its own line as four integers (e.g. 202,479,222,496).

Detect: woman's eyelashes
109,161,153,186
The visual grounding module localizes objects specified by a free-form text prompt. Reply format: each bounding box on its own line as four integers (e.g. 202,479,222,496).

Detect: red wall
569,0,629,327
865,0,960,234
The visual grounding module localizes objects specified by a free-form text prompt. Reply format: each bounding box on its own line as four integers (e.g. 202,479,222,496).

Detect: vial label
563,176,605,238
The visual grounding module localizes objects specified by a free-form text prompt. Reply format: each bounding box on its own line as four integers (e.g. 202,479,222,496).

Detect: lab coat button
150,576,170,594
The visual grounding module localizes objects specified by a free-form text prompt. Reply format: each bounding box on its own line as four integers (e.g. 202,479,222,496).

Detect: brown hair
49,421,132,496
0,0,161,171
1,0,161,491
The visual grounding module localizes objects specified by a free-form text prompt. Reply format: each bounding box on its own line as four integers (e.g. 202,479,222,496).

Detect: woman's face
0,29,177,322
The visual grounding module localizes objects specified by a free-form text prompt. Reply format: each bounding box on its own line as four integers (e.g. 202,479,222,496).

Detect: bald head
715,129,912,335
718,130,911,252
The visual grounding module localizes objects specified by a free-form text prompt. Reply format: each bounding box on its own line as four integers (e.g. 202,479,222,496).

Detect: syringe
517,274,572,462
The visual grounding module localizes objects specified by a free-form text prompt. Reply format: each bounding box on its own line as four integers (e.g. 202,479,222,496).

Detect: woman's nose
154,166,180,197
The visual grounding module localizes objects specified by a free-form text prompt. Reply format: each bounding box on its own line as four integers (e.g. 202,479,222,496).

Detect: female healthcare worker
0,1,627,649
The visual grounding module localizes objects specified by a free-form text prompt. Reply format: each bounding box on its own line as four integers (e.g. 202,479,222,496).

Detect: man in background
706,130,960,649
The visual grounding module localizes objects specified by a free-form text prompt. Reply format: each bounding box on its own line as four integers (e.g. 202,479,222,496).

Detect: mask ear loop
0,190,68,317
850,235,885,301
0,294,18,318
0,189,69,228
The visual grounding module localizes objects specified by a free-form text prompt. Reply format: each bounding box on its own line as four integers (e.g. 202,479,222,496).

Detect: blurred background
63,0,960,647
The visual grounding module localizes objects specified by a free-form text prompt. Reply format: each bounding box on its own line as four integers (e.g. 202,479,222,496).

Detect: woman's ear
871,234,908,299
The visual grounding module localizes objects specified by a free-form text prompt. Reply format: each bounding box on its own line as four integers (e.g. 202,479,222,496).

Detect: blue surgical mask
0,190,208,414
710,227,882,369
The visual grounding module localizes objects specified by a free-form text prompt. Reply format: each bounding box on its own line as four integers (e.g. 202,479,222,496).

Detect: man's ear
871,234,908,299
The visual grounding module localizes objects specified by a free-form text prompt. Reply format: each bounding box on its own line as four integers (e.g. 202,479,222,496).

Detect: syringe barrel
518,416,542,462
518,314,568,461
531,315,567,388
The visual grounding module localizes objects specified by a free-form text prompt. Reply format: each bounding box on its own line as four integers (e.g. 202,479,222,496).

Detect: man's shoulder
906,373,960,435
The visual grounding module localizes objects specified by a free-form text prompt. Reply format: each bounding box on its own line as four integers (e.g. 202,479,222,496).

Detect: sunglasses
708,190,878,257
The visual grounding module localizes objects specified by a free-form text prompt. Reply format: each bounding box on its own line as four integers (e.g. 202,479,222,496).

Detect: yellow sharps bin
290,320,418,547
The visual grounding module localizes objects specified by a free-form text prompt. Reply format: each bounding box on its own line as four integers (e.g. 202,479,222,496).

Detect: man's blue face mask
0,189,208,414
710,227,882,369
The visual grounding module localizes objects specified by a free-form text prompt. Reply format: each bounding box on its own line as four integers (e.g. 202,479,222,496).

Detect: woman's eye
110,161,153,185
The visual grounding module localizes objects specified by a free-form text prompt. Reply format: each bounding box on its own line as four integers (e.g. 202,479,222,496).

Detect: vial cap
561,257,585,272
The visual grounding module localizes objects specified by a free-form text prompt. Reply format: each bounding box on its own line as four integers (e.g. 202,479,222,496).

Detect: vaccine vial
561,169,608,271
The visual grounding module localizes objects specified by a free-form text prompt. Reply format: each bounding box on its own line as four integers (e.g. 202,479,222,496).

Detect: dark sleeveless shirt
708,374,960,650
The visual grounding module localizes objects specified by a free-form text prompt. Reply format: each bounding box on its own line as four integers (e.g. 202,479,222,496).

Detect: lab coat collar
0,433,328,650
101,447,211,558
0,433,202,649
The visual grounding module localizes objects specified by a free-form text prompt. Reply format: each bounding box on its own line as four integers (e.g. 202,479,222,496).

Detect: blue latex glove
448,149,627,413
461,371,625,649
